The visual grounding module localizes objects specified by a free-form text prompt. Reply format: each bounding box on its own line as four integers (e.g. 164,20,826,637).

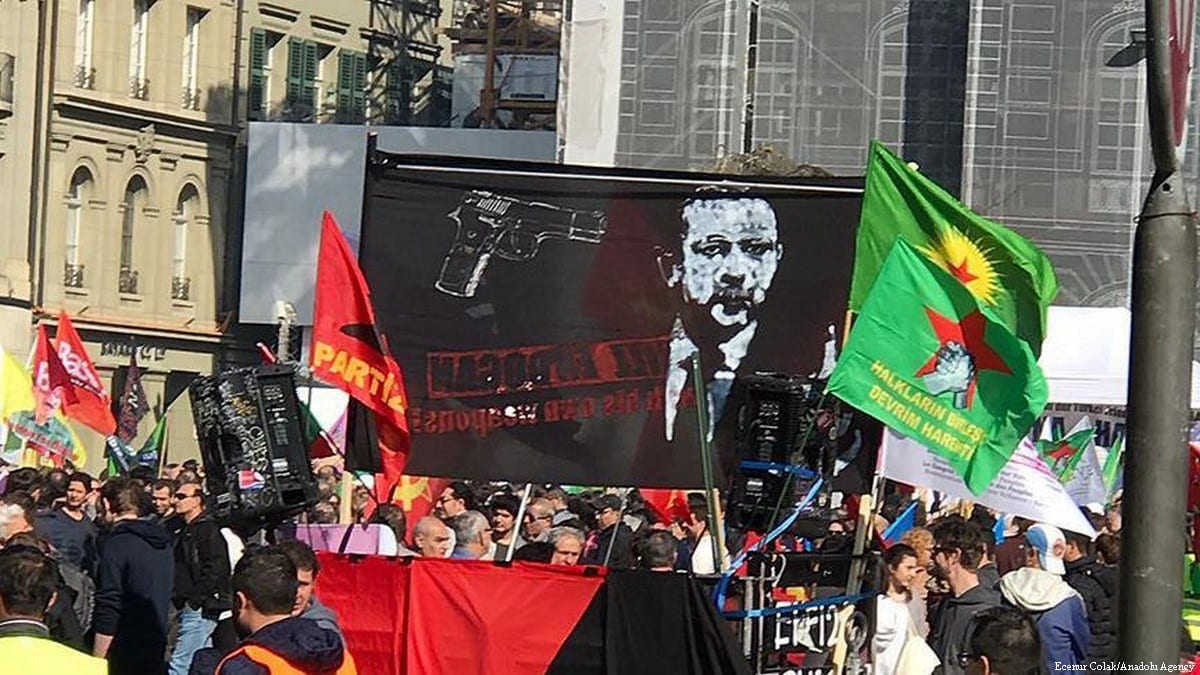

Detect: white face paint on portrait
678,198,782,327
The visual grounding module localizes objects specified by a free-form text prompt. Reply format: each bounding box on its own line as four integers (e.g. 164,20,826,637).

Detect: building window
64,167,92,289
120,176,148,295
687,11,737,159
752,15,801,156
74,0,95,89
248,28,275,120
172,185,198,301
286,38,318,118
181,7,204,109
1093,27,1147,175
129,0,150,100
336,50,367,123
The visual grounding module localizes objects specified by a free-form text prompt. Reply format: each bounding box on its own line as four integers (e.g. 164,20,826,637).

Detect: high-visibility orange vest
215,644,358,675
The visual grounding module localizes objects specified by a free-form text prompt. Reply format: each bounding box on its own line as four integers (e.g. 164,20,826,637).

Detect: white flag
881,428,1097,537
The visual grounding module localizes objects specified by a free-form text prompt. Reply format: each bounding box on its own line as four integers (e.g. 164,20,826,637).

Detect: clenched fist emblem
922,341,975,409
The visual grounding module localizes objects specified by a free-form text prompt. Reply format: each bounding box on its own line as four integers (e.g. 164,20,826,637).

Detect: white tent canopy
1040,306,1200,407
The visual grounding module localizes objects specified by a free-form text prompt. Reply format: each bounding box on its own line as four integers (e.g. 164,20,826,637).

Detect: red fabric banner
54,311,116,435
310,211,411,484
32,323,76,425
315,554,605,675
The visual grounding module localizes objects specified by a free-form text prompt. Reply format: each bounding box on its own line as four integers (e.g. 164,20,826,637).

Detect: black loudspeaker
189,365,320,520
724,372,821,532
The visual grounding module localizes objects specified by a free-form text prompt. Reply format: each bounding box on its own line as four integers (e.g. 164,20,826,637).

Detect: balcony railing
63,262,85,289
129,76,149,100
171,276,191,301
119,266,139,294
180,87,200,110
73,65,95,89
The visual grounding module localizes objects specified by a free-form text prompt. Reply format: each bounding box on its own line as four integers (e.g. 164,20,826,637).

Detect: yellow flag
0,345,86,467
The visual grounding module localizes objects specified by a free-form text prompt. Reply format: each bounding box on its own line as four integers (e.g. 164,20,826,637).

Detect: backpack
57,559,95,633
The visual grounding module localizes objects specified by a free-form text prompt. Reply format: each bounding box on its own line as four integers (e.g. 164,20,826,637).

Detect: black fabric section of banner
343,399,382,473
602,570,752,675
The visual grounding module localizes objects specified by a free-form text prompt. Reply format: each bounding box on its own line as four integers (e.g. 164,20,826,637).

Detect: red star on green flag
914,308,1012,408
828,240,1048,494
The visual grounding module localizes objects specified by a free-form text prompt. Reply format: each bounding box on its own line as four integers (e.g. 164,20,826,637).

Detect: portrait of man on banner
658,191,784,441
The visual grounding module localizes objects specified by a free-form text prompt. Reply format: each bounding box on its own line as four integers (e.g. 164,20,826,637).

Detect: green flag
828,240,1048,494
1036,425,1094,484
136,415,168,469
1102,431,1124,494
850,141,1059,354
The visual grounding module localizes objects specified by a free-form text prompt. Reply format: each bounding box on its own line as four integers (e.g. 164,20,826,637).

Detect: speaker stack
724,372,824,532
189,364,320,521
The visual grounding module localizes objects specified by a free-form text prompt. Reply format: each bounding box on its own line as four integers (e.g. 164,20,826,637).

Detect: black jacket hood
248,616,344,671
112,517,173,550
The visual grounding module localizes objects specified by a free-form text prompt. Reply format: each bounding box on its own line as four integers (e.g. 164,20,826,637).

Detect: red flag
309,211,410,480
32,324,77,424
641,488,693,524
387,474,451,540
54,311,116,435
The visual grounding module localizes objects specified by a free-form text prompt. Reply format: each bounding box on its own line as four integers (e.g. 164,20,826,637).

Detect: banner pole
506,482,533,563
689,355,724,575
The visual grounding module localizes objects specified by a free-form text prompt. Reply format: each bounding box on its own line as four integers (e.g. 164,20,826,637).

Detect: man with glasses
434,481,475,520
522,498,555,544
582,494,634,568
167,481,231,675
928,516,999,675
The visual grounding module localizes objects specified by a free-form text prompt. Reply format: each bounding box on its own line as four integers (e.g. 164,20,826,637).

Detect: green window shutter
336,50,354,121
286,37,303,105
249,29,266,119
301,40,318,110
352,52,367,122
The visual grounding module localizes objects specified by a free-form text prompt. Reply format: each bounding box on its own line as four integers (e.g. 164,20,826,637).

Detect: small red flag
32,323,77,425
309,211,410,482
387,475,451,541
641,488,693,524
54,311,117,435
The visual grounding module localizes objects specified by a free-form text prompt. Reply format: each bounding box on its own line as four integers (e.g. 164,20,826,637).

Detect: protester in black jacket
1064,531,1117,663
92,478,174,675
169,482,232,675
929,516,1001,675
583,494,636,568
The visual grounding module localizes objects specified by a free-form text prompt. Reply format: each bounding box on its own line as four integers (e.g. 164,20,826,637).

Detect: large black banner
360,152,862,487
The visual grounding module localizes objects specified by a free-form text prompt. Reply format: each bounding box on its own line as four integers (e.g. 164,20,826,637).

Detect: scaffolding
444,0,562,129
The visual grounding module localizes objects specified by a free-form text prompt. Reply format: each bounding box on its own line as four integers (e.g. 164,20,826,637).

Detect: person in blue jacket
998,523,1091,670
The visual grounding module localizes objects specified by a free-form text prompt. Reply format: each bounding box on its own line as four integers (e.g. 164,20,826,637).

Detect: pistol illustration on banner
436,190,608,298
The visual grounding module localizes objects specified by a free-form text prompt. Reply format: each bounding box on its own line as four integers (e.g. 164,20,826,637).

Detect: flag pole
689,354,724,575
505,482,533,563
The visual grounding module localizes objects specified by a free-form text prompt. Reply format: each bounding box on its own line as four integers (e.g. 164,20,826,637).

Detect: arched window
64,167,92,288
172,184,200,301
752,13,803,155
120,176,148,294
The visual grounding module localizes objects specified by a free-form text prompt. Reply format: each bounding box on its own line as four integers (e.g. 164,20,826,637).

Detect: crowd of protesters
0,456,1181,675
867,490,1159,675
0,463,355,675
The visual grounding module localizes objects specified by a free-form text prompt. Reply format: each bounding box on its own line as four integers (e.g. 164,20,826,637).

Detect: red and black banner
361,153,862,486
315,553,750,675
